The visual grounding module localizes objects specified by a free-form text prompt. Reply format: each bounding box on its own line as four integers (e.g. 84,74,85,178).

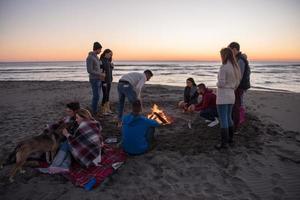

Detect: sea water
0,61,299,92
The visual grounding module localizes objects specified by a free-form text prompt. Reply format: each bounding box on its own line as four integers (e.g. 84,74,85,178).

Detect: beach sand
0,81,299,200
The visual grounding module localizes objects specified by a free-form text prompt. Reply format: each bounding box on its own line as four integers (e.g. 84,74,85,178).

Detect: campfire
147,104,172,125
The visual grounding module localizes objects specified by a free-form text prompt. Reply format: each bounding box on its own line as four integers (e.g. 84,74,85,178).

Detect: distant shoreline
0,80,296,93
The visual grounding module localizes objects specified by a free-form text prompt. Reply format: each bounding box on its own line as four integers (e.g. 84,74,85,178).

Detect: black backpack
238,54,251,90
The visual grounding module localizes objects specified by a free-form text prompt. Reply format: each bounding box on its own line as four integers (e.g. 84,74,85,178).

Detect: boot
228,126,235,147
102,103,109,115
215,128,228,150
106,101,113,114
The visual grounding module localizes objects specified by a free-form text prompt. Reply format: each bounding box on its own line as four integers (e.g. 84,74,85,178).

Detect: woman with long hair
178,77,199,112
100,49,114,115
215,48,241,149
62,108,103,167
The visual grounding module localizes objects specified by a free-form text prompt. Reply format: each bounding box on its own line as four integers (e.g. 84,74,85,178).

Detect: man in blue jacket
122,100,160,155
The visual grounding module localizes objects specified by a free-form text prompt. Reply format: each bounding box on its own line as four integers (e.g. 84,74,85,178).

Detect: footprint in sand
203,182,217,193
270,173,281,185
165,174,179,184
272,186,285,197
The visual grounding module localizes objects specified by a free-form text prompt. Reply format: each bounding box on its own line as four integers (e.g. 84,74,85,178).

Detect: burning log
153,112,169,124
147,104,172,125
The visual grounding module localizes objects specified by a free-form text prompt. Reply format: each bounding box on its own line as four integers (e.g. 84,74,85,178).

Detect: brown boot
106,101,113,114
102,103,108,115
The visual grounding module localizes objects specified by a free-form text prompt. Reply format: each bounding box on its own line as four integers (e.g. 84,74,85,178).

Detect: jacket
216,62,240,105
100,58,113,83
184,85,198,105
86,51,102,80
122,114,159,155
195,89,216,111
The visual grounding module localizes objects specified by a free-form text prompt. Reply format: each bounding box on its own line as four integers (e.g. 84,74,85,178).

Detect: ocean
0,61,299,93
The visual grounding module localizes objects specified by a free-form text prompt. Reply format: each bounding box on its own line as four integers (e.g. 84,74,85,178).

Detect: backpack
238,54,251,90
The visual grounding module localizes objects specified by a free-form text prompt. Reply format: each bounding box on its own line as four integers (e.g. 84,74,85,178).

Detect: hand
62,128,69,137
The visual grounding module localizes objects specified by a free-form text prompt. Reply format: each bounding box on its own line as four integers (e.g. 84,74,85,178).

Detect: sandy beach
0,81,299,200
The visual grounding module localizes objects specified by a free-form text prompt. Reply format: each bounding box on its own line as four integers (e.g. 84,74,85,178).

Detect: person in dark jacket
194,84,219,127
228,42,250,132
100,49,114,115
178,78,198,112
122,100,160,155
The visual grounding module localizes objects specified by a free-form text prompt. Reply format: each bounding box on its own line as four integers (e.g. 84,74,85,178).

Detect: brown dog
8,123,67,182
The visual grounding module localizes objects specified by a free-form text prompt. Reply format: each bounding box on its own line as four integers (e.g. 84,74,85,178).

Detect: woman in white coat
215,48,241,149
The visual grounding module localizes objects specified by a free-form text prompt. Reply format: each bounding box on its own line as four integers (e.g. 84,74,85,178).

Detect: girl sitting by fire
178,77,199,112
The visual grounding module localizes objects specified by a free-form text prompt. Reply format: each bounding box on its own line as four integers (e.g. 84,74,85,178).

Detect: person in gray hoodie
86,42,103,115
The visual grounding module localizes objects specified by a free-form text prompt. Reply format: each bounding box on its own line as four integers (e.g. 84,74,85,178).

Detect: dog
8,123,68,182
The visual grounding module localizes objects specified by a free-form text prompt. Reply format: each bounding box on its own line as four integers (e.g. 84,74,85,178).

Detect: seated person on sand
190,83,219,127
40,108,103,173
122,100,160,155
39,102,80,171
178,78,198,112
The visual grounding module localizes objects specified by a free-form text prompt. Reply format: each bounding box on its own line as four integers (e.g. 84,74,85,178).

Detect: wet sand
0,81,299,200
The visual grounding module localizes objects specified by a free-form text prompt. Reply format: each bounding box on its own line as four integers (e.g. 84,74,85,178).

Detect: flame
147,104,172,125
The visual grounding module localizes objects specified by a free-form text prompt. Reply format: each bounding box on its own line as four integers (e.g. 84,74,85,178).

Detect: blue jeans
90,79,102,113
117,82,138,120
199,107,218,121
217,104,233,128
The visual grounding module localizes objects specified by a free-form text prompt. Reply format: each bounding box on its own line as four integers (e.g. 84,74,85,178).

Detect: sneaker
208,118,219,127
204,119,212,123
187,120,192,129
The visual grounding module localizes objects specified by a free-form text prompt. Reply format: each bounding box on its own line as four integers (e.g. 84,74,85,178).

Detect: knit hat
93,42,102,51
66,102,80,111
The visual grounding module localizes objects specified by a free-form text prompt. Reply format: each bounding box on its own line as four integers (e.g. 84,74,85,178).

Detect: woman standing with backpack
215,48,241,150
100,49,114,115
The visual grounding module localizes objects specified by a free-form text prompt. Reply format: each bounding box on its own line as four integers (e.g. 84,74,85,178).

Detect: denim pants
217,104,234,128
90,79,102,113
199,107,218,121
117,82,138,120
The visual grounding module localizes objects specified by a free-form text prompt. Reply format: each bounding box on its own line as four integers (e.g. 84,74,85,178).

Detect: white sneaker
204,119,212,123
208,118,219,127
188,120,192,129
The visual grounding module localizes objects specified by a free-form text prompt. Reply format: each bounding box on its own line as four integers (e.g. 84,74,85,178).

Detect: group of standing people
86,42,114,115
178,42,250,149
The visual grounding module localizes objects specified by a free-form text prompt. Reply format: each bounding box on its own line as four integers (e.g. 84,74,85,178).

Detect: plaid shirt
67,120,103,168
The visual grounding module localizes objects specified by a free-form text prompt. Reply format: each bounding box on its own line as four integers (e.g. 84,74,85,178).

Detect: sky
0,0,300,62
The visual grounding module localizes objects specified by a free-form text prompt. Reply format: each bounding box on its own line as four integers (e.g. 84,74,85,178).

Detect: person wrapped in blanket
39,108,103,173
178,77,199,112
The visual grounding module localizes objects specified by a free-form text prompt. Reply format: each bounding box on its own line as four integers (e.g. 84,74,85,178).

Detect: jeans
102,82,111,105
199,107,218,121
217,104,233,129
51,141,71,168
117,82,138,120
90,79,102,113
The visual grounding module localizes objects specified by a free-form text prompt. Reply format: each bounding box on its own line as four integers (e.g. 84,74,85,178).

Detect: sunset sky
0,0,299,62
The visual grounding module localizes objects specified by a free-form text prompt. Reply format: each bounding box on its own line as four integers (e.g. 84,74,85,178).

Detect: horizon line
1,59,300,63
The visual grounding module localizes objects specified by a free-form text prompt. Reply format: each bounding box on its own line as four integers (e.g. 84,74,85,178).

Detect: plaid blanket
65,145,127,188
68,120,103,167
